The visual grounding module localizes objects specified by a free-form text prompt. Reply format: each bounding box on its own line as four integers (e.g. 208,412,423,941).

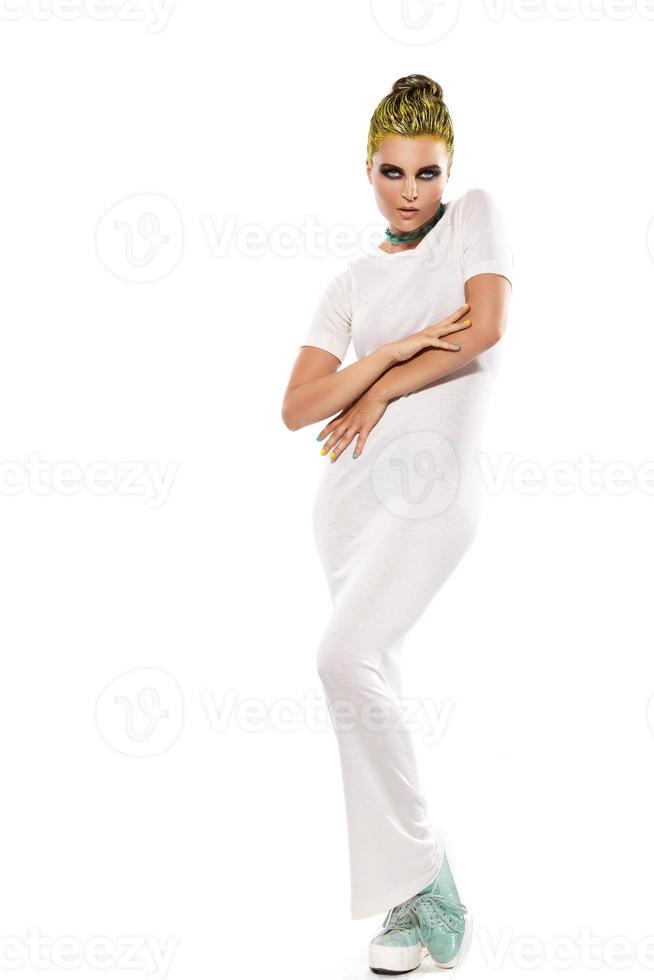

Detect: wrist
379,343,399,370
369,375,394,404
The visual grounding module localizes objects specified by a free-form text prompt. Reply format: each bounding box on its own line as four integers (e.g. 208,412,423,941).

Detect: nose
401,177,418,202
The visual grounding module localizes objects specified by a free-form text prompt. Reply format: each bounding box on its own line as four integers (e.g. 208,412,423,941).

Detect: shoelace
382,895,421,933
409,892,468,932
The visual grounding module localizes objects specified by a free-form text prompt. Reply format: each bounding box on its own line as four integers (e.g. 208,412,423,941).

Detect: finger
352,427,370,459
430,340,463,351
321,414,355,453
318,409,349,441
439,320,472,336
322,425,351,457
329,431,355,462
319,428,342,456
328,427,356,462
447,302,470,322
317,422,339,443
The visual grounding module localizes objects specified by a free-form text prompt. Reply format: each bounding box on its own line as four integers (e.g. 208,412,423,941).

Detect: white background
1,1,654,978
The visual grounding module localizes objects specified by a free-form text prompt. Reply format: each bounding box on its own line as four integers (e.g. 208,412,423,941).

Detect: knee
315,624,375,697
316,632,350,691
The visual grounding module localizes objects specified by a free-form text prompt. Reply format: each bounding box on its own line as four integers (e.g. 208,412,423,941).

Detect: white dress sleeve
460,187,513,286
300,267,352,364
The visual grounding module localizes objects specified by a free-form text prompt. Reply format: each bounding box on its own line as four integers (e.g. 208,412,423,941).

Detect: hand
316,386,390,462
387,302,473,363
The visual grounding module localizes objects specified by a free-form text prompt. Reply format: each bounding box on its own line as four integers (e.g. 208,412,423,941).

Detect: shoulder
317,262,355,313
322,261,354,292
457,188,510,242
340,250,378,282
460,186,503,214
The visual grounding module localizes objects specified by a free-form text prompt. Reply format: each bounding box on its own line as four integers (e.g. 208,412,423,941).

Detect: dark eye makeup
380,165,442,179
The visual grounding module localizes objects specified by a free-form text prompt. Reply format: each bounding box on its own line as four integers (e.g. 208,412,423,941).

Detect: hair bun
391,74,443,100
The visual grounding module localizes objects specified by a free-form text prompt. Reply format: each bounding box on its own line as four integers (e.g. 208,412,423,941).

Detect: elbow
281,396,302,432
282,407,298,431
465,325,502,355
484,319,506,349
490,307,510,346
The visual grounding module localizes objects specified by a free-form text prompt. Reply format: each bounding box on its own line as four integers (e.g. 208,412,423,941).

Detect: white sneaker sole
368,939,429,974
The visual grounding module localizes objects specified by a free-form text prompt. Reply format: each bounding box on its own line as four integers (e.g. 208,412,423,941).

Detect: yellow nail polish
320,447,327,455
329,451,335,459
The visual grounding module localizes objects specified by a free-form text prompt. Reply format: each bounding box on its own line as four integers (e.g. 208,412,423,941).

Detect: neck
384,202,446,248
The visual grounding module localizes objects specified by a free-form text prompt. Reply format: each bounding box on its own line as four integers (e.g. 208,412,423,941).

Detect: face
366,135,450,235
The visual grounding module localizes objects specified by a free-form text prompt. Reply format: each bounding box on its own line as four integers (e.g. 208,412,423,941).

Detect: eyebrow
379,163,442,172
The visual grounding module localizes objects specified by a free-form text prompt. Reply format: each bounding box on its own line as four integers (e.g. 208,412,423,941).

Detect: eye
380,167,441,180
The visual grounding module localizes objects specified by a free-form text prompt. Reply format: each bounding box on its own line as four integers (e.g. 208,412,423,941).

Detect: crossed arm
367,273,511,402
282,273,511,433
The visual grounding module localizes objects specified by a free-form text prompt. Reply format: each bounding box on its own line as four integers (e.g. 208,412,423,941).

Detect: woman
282,74,512,974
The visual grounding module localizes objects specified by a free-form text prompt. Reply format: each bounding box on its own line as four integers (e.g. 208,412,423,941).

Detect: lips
397,208,418,216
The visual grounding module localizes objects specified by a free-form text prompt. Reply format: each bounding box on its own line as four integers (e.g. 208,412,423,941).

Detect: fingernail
454,343,461,349
353,451,358,458
462,319,471,325
329,451,335,460
316,434,322,441
320,447,327,455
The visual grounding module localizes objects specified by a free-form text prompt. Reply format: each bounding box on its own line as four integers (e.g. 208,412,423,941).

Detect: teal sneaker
368,894,428,975
368,871,444,976
408,853,472,969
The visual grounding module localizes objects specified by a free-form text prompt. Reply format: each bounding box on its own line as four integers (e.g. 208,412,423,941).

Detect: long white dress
300,187,513,920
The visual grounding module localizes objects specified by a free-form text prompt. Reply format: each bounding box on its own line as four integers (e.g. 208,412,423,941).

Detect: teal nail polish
316,434,322,441
353,451,358,458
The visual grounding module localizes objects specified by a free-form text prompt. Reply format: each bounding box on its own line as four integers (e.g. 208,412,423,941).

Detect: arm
282,343,398,431
369,273,511,402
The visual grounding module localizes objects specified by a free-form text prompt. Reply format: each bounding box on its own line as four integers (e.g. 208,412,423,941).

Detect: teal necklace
384,202,446,244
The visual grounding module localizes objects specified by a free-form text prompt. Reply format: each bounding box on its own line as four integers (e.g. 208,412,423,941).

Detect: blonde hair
366,74,454,173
